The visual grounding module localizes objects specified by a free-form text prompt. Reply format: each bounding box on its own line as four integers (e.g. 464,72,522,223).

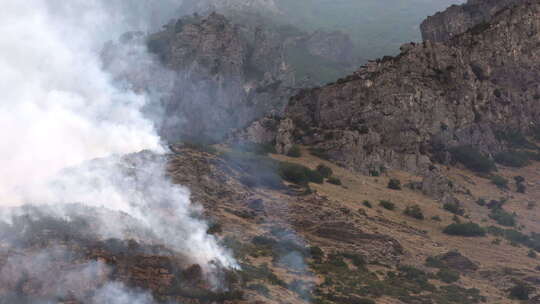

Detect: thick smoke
0,0,236,302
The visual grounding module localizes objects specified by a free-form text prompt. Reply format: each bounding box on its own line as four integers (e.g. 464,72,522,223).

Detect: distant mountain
180,0,465,61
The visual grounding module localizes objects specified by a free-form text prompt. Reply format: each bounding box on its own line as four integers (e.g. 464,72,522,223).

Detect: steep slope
421,0,521,42
269,0,540,176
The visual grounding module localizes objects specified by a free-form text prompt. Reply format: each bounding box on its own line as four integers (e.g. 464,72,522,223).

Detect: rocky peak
265,0,540,176
420,0,521,42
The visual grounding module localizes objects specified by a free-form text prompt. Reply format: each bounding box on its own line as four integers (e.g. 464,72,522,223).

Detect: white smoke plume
0,0,237,302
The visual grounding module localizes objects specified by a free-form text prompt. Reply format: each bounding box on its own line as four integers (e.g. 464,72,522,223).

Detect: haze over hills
1,0,540,303
181,0,465,61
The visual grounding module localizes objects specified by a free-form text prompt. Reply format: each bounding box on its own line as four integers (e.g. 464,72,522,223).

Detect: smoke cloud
0,0,236,302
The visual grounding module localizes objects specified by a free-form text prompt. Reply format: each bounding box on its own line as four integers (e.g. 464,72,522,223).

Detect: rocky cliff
420,0,521,42
269,0,540,175
144,13,295,143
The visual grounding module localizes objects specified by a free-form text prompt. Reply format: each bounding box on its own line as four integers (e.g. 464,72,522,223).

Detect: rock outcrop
420,0,521,42
270,0,540,174
144,13,295,143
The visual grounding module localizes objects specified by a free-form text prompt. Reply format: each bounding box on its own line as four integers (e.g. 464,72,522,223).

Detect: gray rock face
420,0,521,42
145,13,295,142
273,0,540,174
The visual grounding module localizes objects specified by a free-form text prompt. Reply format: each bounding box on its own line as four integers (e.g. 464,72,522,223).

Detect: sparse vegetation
279,162,324,185
490,175,508,189
443,201,465,216
443,222,486,237
508,281,535,300
309,147,330,160
388,178,402,190
287,145,302,157
431,215,442,221
449,145,495,173
494,151,530,167
489,208,516,227
476,198,486,206
404,205,424,220
436,269,460,283
363,200,373,208
316,164,333,178
379,200,396,211
327,176,342,185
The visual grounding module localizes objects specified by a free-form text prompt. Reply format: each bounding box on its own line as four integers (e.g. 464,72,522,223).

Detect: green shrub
362,200,372,208
379,200,396,211
476,198,486,206
404,205,424,220
508,282,535,300
490,175,508,189
514,176,525,184
436,269,460,283
278,162,323,185
316,164,333,178
489,209,516,227
327,176,342,185
494,151,529,167
443,222,486,237
309,148,330,160
517,183,526,193
443,201,465,216
495,130,537,149
528,249,537,258
388,178,402,190
431,215,442,221
287,145,302,157
309,246,325,260
449,145,496,173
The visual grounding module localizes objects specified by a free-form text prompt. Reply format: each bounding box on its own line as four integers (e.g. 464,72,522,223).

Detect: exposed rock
272,0,540,175
420,0,521,42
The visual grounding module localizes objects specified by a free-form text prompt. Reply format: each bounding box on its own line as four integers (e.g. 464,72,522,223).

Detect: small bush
489,209,516,227
388,178,402,190
517,183,526,193
431,215,442,221
490,175,509,189
327,176,342,185
508,282,535,300
443,201,465,216
287,145,302,157
494,151,529,167
404,205,424,220
514,176,525,184
449,145,496,173
476,198,486,206
437,269,460,283
309,148,330,160
316,164,333,178
309,246,325,260
278,162,323,185
362,200,372,208
528,249,537,258
443,222,486,237
379,200,396,211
